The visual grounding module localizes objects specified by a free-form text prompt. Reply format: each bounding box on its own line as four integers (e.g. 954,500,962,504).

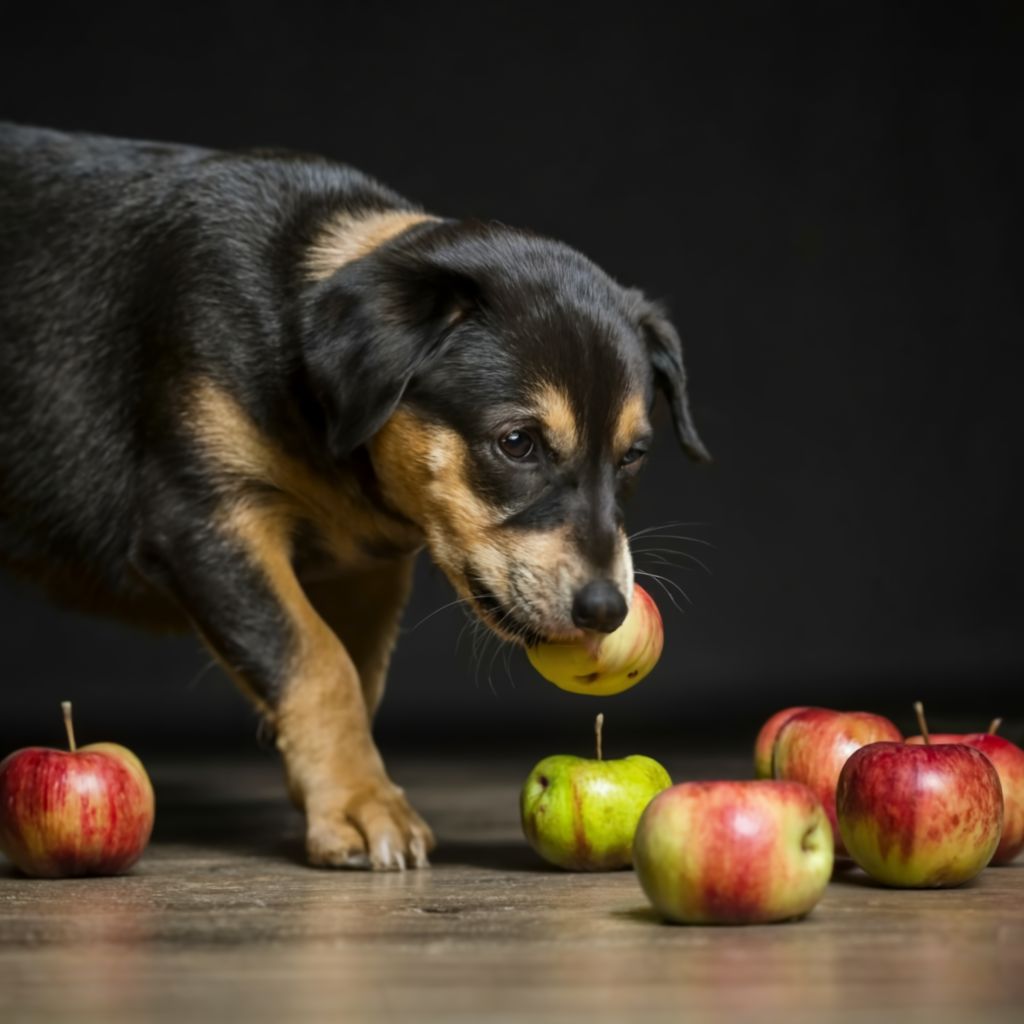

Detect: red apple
754,706,810,779
906,719,1024,865
527,583,663,696
0,703,155,878
773,708,902,855
633,780,834,924
837,740,1003,887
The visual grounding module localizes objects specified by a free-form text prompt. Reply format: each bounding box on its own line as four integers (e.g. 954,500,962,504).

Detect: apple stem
595,713,604,761
988,717,1003,736
913,701,930,745
61,701,77,753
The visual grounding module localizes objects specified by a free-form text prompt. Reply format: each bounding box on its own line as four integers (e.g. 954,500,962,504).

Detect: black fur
0,123,707,709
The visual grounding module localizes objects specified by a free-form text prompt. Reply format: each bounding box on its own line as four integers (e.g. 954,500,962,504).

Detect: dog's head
301,216,709,644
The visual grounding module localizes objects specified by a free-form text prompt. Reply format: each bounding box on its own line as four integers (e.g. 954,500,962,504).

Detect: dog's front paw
305,783,435,871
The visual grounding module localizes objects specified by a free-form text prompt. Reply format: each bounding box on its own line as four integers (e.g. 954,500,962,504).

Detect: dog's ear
299,249,477,459
633,296,711,463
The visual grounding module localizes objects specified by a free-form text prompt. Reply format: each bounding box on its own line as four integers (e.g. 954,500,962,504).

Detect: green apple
772,707,902,855
520,714,671,870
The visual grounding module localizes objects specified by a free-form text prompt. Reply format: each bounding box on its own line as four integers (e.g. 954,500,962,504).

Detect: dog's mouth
466,573,548,648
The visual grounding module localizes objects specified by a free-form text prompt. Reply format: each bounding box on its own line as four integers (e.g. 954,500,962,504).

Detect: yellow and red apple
633,780,834,924
772,708,902,855
0,703,155,878
527,583,663,696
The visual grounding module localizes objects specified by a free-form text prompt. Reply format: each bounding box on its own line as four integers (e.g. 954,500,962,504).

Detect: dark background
1,2,1021,761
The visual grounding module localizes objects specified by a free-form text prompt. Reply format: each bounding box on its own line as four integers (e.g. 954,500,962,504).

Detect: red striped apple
836,739,1003,887
0,703,155,878
527,583,662,696
633,780,834,924
906,716,1023,865
520,715,671,870
772,708,902,855
754,706,810,779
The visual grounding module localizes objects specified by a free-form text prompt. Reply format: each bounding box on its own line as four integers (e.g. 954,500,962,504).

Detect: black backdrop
1,3,1021,757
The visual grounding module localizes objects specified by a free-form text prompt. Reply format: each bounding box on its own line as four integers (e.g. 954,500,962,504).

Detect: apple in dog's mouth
463,575,664,696
527,584,663,696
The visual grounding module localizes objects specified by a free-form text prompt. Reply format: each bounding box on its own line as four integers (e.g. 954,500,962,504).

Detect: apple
906,714,1024,865
836,738,1003,888
754,706,810,779
520,714,671,870
0,702,155,878
773,708,902,855
527,583,663,696
633,780,834,924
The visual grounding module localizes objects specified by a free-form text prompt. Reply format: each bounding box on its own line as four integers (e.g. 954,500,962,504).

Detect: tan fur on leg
226,502,432,870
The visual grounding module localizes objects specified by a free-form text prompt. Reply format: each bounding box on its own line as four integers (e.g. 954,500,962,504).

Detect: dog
0,123,708,870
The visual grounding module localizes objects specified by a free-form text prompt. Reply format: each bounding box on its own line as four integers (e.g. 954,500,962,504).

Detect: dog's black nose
571,580,628,633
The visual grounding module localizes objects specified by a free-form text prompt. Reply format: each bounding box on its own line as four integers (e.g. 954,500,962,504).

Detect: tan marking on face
370,407,498,568
306,209,440,280
189,381,423,568
614,393,650,455
371,407,528,631
532,382,579,458
370,407,633,642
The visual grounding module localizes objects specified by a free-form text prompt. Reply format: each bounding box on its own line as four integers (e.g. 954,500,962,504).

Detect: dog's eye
498,429,536,461
620,446,647,468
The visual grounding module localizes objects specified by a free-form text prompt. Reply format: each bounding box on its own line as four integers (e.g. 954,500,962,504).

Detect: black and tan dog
0,124,708,870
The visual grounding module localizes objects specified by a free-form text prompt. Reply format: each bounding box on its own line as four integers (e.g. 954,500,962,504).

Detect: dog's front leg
140,500,432,870
303,559,415,719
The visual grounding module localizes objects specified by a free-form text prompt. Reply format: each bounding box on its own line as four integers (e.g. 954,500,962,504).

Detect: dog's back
1,127,192,587
0,124,408,605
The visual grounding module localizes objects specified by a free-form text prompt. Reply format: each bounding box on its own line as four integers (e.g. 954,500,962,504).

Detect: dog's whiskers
476,598,536,695
629,532,714,548
633,568,692,616
637,553,698,575
476,611,518,696
406,593,488,633
502,642,518,689
455,607,483,660
185,653,223,691
631,546,713,575
627,521,709,541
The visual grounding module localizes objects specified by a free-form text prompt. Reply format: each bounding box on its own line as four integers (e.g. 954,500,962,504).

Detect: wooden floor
1,752,1022,1024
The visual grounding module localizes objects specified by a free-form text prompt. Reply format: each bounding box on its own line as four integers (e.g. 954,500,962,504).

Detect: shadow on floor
151,789,303,861
153,790,546,873
431,839,555,873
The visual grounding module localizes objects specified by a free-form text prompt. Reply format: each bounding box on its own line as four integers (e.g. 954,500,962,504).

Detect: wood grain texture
1,753,1021,1023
